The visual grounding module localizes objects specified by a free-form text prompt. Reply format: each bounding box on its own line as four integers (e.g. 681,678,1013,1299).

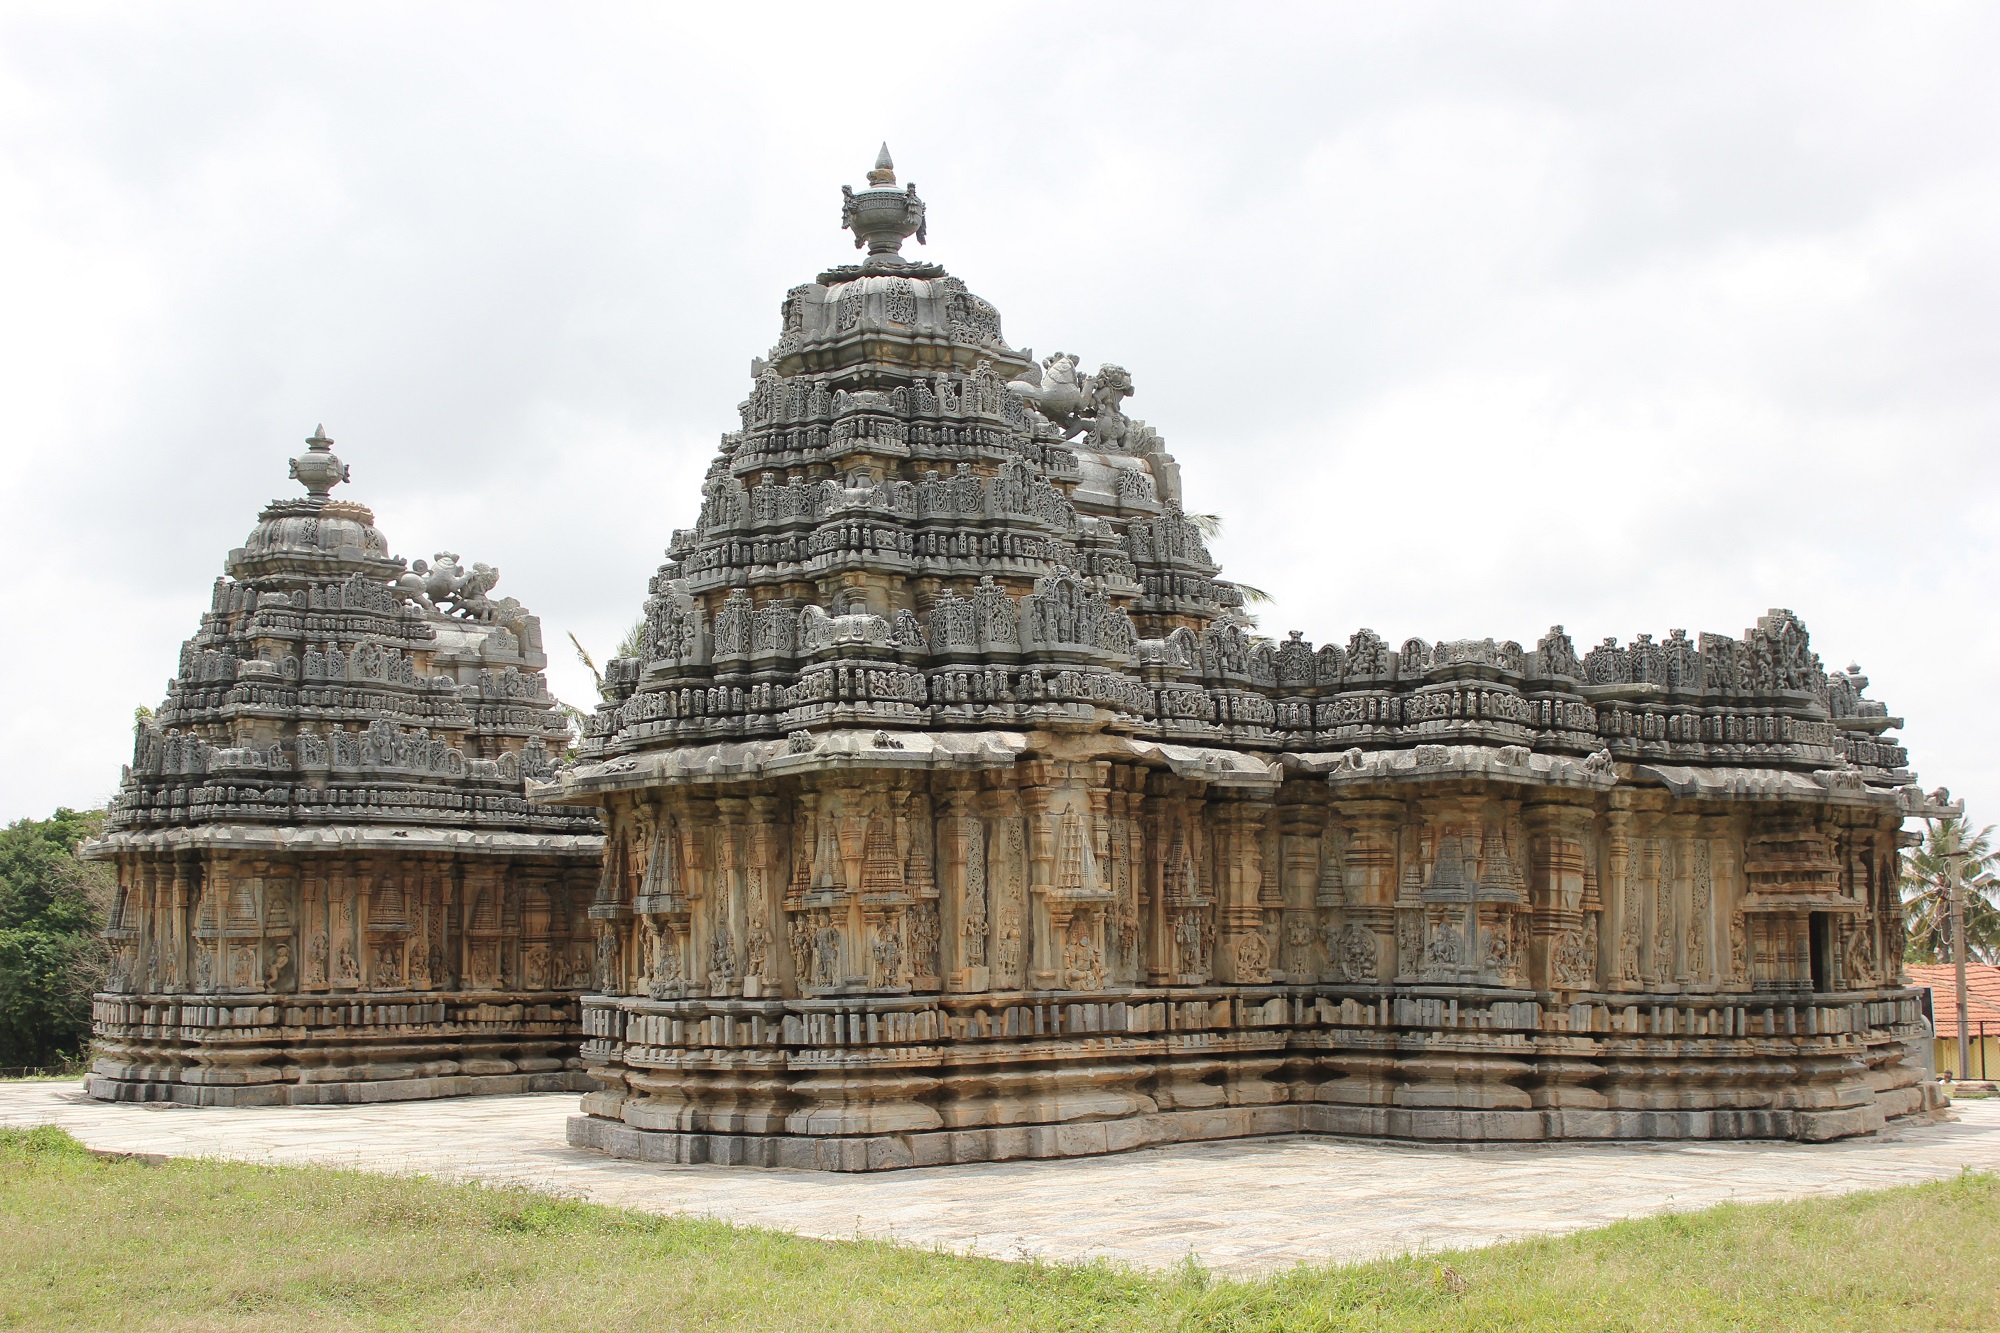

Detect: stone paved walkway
5,1082,1998,1276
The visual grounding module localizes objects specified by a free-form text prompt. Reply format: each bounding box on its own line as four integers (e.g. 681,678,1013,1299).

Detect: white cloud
2,0,1996,826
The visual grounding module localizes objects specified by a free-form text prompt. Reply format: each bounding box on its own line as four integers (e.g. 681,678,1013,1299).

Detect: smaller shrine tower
87,429,604,1105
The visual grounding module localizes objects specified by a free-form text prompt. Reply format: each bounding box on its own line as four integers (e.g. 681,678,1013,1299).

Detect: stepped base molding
567,986,1945,1171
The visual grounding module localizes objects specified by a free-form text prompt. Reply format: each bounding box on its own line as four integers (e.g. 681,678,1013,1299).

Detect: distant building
1907,963,2000,1083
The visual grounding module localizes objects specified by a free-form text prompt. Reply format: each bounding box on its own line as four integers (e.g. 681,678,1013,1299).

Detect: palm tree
566,618,648,694
1902,815,2000,966
1185,513,1273,609
555,618,646,758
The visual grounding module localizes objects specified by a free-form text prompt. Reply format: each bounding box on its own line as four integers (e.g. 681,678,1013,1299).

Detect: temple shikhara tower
87,431,603,1104
536,147,1949,1169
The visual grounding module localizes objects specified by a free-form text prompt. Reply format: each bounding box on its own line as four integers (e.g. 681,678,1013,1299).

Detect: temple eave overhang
533,729,1038,800
534,729,1917,811
83,825,604,859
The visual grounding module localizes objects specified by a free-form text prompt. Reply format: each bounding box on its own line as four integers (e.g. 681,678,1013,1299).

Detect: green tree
1902,814,2000,965
0,808,113,1068
553,618,648,760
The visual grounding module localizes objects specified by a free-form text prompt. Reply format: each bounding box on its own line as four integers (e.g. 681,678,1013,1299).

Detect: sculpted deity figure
1843,921,1876,986
1235,929,1270,980
709,921,736,982
788,914,812,983
1427,920,1464,969
870,920,904,988
1063,917,1105,990
655,927,684,986
814,917,842,987
592,924,616,984
264,941,293,991
1340,923,1378,982
1284,914,1315,975
997,918,1023,979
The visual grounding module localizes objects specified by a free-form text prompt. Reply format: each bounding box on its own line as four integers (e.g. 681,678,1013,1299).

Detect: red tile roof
1906,963,2000,1040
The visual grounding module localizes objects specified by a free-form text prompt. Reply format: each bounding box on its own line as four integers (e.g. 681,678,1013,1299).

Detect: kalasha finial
868,142,896,186
840,144,927,258
288,424,350,498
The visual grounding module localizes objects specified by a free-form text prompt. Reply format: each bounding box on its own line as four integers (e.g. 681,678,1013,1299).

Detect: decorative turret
108,435,588,833
839,143,927,263
86,430,603,1108
287,424,349,498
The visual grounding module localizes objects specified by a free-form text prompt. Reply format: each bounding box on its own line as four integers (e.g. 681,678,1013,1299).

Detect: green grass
3,1125,1996,1332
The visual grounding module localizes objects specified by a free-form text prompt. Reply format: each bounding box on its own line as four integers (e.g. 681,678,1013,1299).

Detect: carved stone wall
88,433,604,1105
541,150,1945,1168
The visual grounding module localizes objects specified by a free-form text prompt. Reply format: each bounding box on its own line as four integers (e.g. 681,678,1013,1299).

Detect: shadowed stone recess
531,150,1950,1169
86,431,605,1106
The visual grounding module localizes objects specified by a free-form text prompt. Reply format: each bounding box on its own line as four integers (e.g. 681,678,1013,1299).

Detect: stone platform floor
5,1082,1999,1276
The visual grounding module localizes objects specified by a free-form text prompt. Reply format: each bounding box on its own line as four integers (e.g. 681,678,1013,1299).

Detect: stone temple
87,431,604,1105
537,147,1949,1170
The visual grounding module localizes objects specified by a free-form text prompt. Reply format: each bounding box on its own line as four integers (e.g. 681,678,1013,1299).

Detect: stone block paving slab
5,1082,1999,1276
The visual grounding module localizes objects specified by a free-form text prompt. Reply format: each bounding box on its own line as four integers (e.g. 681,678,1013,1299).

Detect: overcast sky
2,2,1995,827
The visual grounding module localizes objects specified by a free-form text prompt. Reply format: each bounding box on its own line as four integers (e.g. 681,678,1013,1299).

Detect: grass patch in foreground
2,1125,1996,1332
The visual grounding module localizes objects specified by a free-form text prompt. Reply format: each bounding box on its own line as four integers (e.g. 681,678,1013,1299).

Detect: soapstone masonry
86,433,605,1105
536,148,1953,1171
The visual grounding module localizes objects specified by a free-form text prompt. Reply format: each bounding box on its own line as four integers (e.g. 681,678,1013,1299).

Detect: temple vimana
95,148,1948,1166
87,429,603,1104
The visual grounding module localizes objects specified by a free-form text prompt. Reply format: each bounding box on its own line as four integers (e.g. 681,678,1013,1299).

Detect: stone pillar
983,781,1027,991
1141,783,1174,986
1693,814,1725,987
1022,778,1057,989
1524,800,1594,992
1098,777,1141,986
300,865,327,992
744,795,780,998
1335,799,1400,986
902,787,941,992
682,794,717,990
1667,814,1696,990
711,798,745,997
166,852,187,992
784,791,819,995
1605,794,1640,990
1214,798,1272,984
1279,801,1322,984
940,784,990,993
